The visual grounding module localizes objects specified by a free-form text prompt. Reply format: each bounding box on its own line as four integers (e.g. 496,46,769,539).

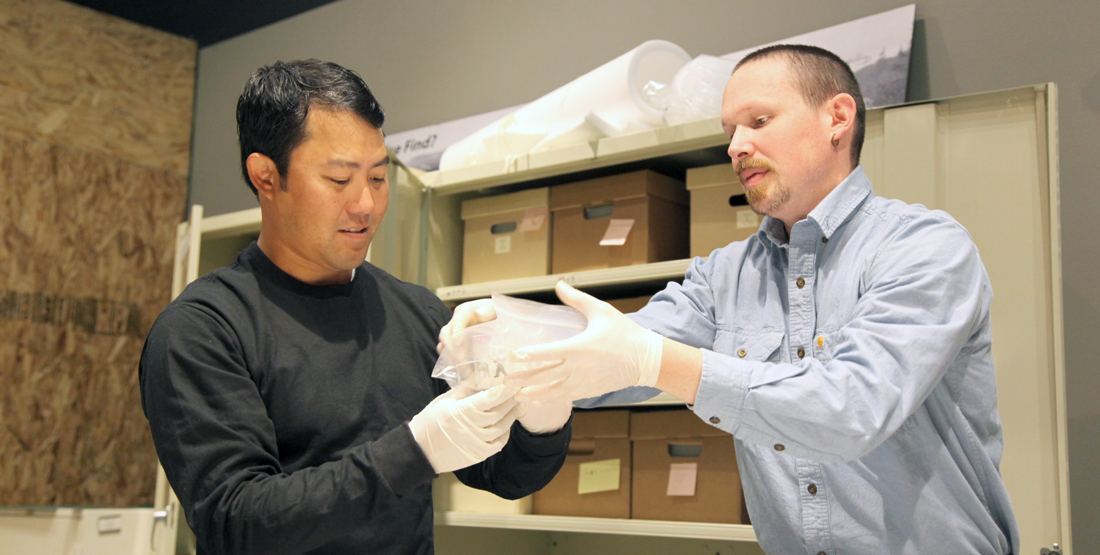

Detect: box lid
549,170,688,211
461,187,549,220
686,163,744,193
571,409,630,439
629,408,729,440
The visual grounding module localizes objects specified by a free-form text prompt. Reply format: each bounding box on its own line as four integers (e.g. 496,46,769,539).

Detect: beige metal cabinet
861,85,1069,555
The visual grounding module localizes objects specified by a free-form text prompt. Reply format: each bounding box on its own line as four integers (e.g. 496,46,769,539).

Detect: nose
728,127,754,161
348,180,376,219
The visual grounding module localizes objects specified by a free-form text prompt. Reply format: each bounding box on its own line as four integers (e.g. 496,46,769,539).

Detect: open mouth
735,158,773,189
739,167,770,189
340,227,368,236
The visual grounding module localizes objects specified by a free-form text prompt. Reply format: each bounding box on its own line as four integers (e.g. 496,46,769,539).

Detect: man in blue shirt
443,45,1020,554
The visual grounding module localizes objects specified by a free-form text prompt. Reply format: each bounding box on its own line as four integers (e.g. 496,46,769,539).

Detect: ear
246,153,281,200
826,93,858,144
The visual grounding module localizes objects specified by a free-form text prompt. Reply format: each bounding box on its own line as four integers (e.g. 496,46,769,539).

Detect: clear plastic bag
663,54,738,126
432,293,588,390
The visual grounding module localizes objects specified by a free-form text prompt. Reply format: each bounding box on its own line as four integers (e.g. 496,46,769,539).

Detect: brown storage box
534,409,631,519
630,409,744,524
550,170,688,273
686,164,762,258
461,187,551,284
605,295,652,314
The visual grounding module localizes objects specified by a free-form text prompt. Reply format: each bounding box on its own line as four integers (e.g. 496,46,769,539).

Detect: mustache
734,157,774,175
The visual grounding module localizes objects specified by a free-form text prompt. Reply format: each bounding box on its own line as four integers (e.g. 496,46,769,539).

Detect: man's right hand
408,384,520,474
437,298,497,354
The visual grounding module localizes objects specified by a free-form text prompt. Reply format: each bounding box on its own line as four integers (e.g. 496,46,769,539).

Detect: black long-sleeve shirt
140,243,570,555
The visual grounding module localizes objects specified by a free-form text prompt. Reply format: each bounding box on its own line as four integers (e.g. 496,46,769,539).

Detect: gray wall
190,0,1100,548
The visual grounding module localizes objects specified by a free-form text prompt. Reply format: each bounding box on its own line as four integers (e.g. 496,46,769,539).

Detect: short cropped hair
236,59,385,195
735,44,866,168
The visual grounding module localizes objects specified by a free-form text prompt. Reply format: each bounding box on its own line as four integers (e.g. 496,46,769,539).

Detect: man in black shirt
140,60,572,555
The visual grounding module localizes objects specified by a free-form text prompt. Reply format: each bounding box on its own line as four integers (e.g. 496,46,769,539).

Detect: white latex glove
409,384,521,473
504,281,663,403
516,400,573,434
438,298,497,355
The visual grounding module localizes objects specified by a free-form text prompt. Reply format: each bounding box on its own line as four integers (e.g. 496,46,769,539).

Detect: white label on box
97,515,122,534
599,219,634,246
736,209,760,229
666,462,698,497
494,235,511,254
517,206,548,232
578,458,621,494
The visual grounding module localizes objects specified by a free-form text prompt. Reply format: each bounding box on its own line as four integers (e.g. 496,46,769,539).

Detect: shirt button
822,236,829,243
709,416,721,424
737,349,747,358
774,444,785,451
796,277,806,288
808,484,817,495
797,348,806,358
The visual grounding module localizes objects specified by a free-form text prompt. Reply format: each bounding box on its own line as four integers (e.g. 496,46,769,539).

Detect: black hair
735,44,866,168
236,59,385,195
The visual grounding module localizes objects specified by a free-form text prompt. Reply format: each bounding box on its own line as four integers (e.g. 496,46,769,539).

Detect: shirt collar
759,165,873,246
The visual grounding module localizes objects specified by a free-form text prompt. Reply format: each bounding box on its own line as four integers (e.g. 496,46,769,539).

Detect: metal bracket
1039,543,1062,555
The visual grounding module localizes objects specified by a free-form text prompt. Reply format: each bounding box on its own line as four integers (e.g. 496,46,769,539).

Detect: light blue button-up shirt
586,167,1020,555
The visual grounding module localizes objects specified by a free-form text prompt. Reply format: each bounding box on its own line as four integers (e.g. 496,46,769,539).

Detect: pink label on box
518,206,548,232
666,462,698,496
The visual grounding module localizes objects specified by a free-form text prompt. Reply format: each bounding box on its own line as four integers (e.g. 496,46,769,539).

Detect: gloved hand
408,384,521,473
438,298,497,355
516,400,572,434
504,281,663,403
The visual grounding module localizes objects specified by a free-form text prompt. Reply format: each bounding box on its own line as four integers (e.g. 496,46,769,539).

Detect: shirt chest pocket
713,329,785,363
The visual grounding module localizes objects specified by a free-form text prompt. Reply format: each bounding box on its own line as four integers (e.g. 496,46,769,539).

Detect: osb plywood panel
0,133,187,506
0,0,196,176
0,323,153,506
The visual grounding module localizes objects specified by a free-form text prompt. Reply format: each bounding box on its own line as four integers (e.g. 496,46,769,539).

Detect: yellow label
577,458,620,494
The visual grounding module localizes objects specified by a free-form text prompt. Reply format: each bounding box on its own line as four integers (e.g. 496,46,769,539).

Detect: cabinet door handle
151,504,172,551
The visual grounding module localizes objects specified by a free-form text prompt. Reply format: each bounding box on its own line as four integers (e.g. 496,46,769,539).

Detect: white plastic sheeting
439,40,692,171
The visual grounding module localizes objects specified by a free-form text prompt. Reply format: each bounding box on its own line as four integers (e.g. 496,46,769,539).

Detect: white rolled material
439,40,691,171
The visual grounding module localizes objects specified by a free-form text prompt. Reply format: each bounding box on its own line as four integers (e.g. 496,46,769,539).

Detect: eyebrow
323,155,390,170
323,159,359,170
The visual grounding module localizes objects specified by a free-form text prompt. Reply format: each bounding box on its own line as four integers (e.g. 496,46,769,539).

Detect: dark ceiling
67,0,342,47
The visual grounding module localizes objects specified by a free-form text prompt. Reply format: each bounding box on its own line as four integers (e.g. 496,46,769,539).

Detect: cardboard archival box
432,472,533,514
686,163,761,258
461,187,551,284
550,170,688,273
630,408,745,524
533,409,631,519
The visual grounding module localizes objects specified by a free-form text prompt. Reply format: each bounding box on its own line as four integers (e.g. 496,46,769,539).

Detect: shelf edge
434,512,757,542
437,259,693,302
